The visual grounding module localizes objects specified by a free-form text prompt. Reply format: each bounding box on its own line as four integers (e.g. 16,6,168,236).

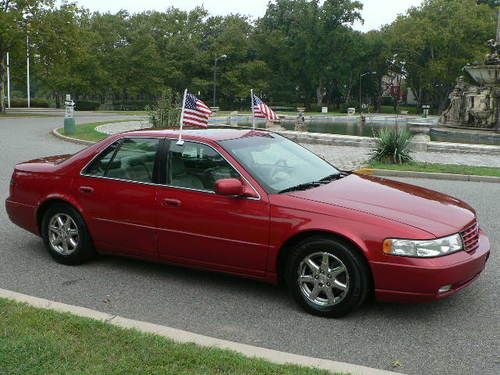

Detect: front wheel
285,236,370,318
41,203,95,265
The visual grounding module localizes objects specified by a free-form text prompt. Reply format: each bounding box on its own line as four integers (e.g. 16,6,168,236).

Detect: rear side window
84,138,160,183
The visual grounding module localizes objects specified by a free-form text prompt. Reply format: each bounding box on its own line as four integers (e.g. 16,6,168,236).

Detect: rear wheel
41,203,95,265
285,236,370,318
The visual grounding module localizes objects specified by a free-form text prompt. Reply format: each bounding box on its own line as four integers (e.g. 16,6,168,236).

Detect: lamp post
6,52,11,109
26,33,31,108
213,54,227,108
359,71,377,112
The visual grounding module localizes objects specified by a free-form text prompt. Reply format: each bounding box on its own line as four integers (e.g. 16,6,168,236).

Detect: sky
71,0,424,32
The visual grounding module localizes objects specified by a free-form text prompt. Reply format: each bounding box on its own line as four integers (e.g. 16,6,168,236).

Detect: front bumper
371,231,490,303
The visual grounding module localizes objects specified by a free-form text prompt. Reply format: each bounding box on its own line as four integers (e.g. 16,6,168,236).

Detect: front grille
460,219,479,252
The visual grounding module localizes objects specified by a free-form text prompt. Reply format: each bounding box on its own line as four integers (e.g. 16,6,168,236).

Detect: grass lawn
368,161,500,177
96,110,148,115
0,112,58,118
59,120,132,142
0,298,335,375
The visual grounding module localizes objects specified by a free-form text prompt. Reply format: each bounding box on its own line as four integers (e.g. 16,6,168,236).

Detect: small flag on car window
251,92,278,121
182,91,212,128
177,90,212,145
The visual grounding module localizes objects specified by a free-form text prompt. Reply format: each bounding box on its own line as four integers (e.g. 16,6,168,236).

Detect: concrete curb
0,288,400,375
51,128,97,146
356,168,500,183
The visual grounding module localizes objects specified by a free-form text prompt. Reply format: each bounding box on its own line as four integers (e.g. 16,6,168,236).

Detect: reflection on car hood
287,173,475,237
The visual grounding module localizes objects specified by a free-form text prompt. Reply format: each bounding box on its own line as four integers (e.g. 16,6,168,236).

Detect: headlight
383,234,463,257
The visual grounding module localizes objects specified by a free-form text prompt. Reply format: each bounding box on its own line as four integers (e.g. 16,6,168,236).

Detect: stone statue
485,39,500,65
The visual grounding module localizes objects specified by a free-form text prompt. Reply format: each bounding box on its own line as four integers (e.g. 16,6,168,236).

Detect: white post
6,52,11,109
177,89,188,145
251,89,256,129
26,34,30,108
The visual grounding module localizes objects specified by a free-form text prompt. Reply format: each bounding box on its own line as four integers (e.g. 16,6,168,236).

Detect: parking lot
1,114,498,375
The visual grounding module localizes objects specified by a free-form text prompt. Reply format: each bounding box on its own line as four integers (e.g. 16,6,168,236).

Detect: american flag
252,94,278,120
183,92,212,128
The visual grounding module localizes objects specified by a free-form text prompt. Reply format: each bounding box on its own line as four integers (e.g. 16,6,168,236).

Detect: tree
0,0,53,112
386,0,496,112
254,0,362,108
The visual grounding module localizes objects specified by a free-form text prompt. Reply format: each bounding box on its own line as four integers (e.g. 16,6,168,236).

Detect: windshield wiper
279,173,343,194
278,181,322,194
318,173,342,183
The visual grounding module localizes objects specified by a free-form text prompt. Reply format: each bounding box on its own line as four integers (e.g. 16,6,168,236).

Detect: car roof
119,128,270,142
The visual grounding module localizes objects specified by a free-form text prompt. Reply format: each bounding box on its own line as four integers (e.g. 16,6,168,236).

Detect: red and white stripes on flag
182,92,212,128
252,94,278,120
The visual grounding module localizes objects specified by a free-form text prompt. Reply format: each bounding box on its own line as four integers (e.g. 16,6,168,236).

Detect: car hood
287,173,475,237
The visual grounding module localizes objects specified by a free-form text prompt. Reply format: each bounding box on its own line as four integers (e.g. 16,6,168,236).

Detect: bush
75,100,100,111
10,98,49,108
371,127,413,164
147,89,181,128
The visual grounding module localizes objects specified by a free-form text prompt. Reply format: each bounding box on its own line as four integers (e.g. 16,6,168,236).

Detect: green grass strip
60,120,133,142
368,161,500,177
0,298,338,375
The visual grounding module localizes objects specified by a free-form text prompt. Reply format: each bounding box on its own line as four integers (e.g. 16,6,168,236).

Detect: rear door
74,137,162,258
155,139,270,277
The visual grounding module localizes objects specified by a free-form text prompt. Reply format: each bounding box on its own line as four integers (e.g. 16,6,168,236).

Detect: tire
41,203,95,265
285,236,370,318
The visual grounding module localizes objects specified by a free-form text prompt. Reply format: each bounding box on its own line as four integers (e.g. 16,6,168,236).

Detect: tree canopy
0,0,497,112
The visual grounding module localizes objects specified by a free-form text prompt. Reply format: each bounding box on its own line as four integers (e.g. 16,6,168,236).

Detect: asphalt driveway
1,113,498,375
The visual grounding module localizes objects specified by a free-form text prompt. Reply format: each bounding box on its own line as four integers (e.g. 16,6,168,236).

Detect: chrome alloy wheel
297,251,350,307
48,213,79,255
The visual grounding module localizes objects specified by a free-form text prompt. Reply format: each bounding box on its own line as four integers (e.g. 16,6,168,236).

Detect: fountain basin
431,126,500,146
465,65,499,85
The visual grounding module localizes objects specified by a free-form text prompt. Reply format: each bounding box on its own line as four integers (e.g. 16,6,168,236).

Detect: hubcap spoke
298,275,315,284
320,253,329,273
331,265,346,278
324,287,336,303
305,258,320,273
309,285,321,300
332,279,347,291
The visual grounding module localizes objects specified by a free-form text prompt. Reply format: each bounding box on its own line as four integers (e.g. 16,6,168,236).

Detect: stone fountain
435,8,500,145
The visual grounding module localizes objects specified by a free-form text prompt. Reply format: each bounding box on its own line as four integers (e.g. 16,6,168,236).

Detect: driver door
156,140,270,277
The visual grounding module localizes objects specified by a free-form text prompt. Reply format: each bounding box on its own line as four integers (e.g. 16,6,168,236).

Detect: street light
359,71,377,112
213,54,227,108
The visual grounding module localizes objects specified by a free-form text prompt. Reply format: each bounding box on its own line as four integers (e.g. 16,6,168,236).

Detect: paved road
1,114,498,375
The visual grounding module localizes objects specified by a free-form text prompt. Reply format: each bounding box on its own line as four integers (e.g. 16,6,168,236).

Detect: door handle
162,198,182,207
79,186,94,194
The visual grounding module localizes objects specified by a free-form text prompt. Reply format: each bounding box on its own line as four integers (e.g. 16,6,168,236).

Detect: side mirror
215,178,244,196
215,178,258,198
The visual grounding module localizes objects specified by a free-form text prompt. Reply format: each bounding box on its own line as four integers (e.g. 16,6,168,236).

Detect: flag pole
177,89,188,145
251,89,256,130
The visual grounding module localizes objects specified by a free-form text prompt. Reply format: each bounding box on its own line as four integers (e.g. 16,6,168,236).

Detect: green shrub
147,89,181,128
371,127,413,164
10,98,49,108
75,100,100,111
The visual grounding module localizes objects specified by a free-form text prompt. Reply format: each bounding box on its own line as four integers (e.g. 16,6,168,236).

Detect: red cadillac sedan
6,129,490,317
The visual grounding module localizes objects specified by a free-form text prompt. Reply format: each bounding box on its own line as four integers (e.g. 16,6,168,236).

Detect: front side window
84,138,160,183
220,133,340,193
167,141,239,191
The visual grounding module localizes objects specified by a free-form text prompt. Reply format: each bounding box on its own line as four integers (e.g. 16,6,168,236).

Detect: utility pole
6,52,11,109
26,33,30,108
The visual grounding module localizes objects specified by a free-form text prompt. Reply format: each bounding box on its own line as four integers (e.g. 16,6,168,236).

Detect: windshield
220,133,340,194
